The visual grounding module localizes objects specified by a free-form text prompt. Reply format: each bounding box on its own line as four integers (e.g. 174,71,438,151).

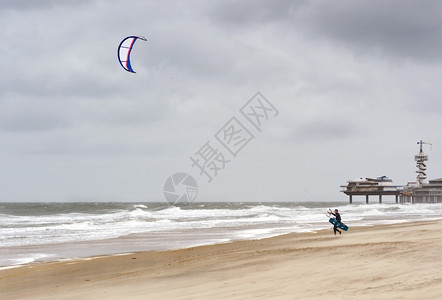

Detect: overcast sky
1,0,442,203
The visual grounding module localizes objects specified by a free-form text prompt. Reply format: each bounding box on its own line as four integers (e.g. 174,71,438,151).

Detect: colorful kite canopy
117,36,147,73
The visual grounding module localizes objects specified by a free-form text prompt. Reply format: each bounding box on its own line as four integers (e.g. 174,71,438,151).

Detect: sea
1,201,442,269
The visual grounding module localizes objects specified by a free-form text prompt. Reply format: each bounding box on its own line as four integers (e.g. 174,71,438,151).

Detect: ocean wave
2,202,442,250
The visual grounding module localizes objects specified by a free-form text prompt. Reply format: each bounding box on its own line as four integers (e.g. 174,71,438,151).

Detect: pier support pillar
366,195,369,204
395,195,398,204
379,195,382,204
349,195,352,204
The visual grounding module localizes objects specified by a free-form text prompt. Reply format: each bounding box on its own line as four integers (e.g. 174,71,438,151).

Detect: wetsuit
331,212,341,235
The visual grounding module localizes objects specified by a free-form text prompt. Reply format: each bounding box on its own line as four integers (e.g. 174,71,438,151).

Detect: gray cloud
0,111,68,133
295,0,442,61
209,0,306,26
210,0,442,62
0,0,90,12
292,120,359,142
1,1,442,202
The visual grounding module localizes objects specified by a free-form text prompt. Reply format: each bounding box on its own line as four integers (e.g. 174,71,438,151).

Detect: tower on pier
415,140,431,186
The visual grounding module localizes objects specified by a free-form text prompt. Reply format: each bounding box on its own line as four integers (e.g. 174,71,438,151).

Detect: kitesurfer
330,209,342,235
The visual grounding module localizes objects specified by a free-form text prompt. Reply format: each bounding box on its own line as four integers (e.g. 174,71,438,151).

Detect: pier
398,141,442,203
342,190,401,204
399,178,442,203
341,141,442,204
340,176,403,204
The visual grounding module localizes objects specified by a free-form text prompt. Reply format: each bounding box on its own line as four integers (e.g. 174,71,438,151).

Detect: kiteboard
328,218,349,231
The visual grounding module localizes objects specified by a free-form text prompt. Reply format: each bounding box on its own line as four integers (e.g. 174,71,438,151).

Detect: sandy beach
1,220,442,300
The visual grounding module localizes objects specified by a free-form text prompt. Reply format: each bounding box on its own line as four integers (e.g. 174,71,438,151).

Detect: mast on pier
415,140,432,186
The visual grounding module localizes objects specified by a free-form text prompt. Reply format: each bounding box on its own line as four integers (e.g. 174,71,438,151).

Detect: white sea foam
0,253,54,269
1,202,442,268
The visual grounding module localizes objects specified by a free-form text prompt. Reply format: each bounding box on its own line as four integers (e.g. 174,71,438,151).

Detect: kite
117,36,147,73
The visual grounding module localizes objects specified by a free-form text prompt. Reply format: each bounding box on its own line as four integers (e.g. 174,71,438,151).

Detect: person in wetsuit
330,209,341,235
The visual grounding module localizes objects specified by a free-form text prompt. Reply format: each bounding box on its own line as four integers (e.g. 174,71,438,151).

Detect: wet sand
1,220,442,300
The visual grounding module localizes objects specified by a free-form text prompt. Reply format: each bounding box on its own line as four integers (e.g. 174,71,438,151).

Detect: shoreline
3,201,442,270
2,216,441,270
2,220,442,299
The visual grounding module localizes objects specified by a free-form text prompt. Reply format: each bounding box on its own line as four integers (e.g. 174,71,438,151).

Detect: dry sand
1,220,442,300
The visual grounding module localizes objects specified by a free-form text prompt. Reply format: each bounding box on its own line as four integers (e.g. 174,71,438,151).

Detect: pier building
400,178,442,203
342,140,442,204
340,176,402,204
398,141,442,203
